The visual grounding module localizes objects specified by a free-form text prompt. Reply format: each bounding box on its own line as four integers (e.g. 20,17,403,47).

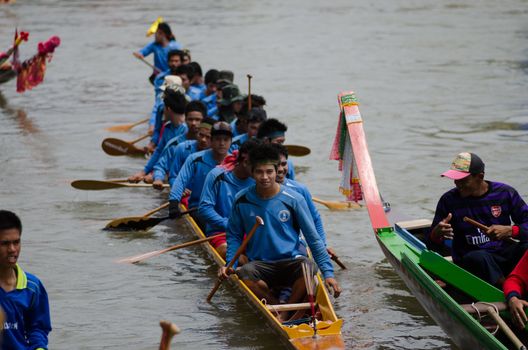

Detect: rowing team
122,22,343,322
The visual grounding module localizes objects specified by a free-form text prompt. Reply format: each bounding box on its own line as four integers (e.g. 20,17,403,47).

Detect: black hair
204,69,219,85
271,143,288,159
164,89,187,114
250,94,266,108
201,117,217,127
248,108,267,124
185,100,206,117
256,118,287,140
249,144,279,170
168,49,184,61
238,139,261,159
174,64,195,81
188,62,203,77
0,210,22,234
157,22,175,41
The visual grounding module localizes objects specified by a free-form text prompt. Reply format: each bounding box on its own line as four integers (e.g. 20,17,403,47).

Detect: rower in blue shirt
198,139,259,258
169,122,233,228
218,144,341,321
133,22,182,83
0,210,51,350
187,62,206,101
129,89,188,183
230,108,267,152
153,117,215,189
257,118,295,180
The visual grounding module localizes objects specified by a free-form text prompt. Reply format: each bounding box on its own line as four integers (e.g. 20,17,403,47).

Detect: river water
1,0,527,349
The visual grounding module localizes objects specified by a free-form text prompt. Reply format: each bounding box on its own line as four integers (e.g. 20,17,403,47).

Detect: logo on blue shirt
278,210,290,222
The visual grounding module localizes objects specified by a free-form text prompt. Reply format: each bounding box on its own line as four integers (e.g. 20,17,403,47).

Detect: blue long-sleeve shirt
283,178,326,246
139,40,182,72
226,185,334,278
201,93,218,118
429,181,528,262
169,149,221,208
198,167,255,236
0,265,51,350
150,102,165,144
153,139,197,185
229,133,249,153
144,122,188,174
188,84,206,101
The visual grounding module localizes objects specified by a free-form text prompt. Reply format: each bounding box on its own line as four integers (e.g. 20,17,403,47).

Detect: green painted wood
419,250,504,302
402,253,507,350
376,229,422,265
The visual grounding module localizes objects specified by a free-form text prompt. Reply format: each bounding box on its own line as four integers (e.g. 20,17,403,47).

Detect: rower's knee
215,243,227,259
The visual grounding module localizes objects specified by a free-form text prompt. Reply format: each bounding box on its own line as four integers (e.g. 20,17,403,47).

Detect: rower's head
0,210,22,269
236,139,261,177
247,108,267,138
257,118,287,145
167,49,184,70
163,89,187,125
196,117,215,151
441,152,486,197
174,64,195,90
155,22,175,43
185,101,206,135
204,69,219,95
249,144,280,190
219,84,244,112
211,121,233,156
271,144,288,184
182,49,191,65
188,62,203,85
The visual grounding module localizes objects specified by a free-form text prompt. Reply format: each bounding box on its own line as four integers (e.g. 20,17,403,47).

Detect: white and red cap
441,152,485,180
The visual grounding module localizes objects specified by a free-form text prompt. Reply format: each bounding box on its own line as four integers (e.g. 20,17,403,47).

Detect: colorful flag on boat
329,92,363,202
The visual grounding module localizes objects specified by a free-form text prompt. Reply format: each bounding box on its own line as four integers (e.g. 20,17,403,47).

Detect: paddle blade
102,138,146,156
104,216,168,232
285,144,311,157
71,180,126,190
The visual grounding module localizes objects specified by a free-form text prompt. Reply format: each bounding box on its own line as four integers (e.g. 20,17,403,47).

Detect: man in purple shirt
429,152,528,286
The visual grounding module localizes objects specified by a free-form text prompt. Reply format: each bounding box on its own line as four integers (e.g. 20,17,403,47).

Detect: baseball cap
211,121,233,137
441,152,485,180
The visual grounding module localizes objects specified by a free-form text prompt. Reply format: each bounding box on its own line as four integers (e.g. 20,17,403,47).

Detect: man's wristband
507,291,522,302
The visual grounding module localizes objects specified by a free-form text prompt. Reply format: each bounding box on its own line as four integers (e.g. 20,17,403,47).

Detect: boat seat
396,219,432,231
266,302,312,312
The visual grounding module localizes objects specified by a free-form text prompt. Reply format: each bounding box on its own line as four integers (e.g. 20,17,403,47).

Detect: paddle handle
159,320,180,350
129,133,150,145
143,202,170,217
136,55,161,73
330,254,347,270
207,216,264,302
487,307,527,350
131,117,150,128
247,74,252,110
463,217,519,244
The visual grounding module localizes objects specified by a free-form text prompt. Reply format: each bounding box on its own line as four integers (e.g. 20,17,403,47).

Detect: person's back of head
204,69,219,86
188,62,203,78
185,100,207,118
257,118,287,140
164,89,187,114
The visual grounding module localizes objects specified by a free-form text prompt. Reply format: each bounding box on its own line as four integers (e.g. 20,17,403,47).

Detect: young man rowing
218,144,341,321
198,139,259,258
0,210,51,349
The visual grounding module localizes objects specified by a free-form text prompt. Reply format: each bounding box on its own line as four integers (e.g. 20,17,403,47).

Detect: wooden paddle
159,320,180,350
71,180,168,191
117,233,226,264
285,144,311,157
312,197,361,211
101,134,149,156
104,207,198,231
135,54,161,74
207,216,264,302
486,306,527,350
330,254,347,270
247,74,252,110
105,117,149,132
463,217,519,243
105,202,170,229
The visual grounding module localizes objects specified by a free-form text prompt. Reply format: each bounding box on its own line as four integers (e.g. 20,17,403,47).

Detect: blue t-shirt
169,149,221,208
226,185,334,278
153,139,197,186
229,133,249,153
429,181,528,262
144,122,188,173
201,93,218,118
198,167,255,236
139,40,182,72
0,265,51,350
283,178,326,245
188,83,206,101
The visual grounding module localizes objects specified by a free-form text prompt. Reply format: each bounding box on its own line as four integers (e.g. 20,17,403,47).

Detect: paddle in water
285,144,311,157
101,133,149,156
71,180,168,191
105,202,169,229
104,207,198,231
207,216,264,302
117,232,226,264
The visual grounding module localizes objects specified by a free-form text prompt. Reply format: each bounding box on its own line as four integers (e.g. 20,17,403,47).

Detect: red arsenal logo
491,205,502,218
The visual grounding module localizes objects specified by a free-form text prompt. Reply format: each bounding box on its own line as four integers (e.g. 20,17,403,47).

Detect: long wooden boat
340,90,527,349
181,207,345,350
0,68,16,85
